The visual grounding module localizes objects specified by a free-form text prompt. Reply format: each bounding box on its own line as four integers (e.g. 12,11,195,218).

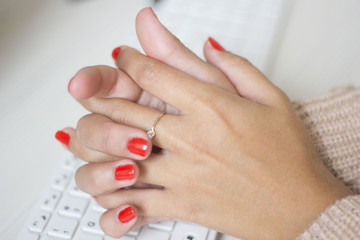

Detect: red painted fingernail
127,138,148,157
208,37,225,51
112,47,121,60
149,7,158,20
55,130,70,146
115,164,135,181
118,206,135,223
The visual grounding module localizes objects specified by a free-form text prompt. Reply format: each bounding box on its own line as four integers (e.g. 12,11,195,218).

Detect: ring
147,112,165,139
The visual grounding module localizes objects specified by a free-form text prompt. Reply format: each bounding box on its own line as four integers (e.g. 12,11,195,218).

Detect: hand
63,8,353,240
80,45,352,239
58,7,238,235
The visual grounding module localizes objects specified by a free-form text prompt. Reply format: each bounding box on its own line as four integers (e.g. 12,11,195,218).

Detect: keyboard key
80,208,104,235
41,236,64,240
62,154,80,172
206,230,218,240
126,227,141,237
58,194,89,219
28,209,51,233
51,170,73,191
46,215,78,239
73,231,104,240
16,230,39,240
138,226,170,240
90,199,106,213
170,222,208,240
40,190,62,211
149,221,175,232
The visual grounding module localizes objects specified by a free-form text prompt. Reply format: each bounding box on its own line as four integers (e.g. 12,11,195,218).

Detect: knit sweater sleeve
293,86,360,239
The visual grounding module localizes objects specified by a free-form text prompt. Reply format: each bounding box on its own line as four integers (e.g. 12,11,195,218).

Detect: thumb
204,37,285,105
135,7,237,94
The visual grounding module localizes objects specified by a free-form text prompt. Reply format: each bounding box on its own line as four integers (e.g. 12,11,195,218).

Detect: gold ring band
147,112,165,139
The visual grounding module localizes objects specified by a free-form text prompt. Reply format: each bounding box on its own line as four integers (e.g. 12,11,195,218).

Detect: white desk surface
1,0,359,239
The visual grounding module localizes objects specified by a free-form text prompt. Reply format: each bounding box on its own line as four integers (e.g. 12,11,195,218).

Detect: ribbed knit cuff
297,195,360,239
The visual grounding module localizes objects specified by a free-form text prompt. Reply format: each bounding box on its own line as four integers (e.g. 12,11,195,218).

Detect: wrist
287,167,354,239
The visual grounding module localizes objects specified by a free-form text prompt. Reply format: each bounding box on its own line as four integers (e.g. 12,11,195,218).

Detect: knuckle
195,90,226,117
106,102,129,125
99,122,113,153
117,46,161,88
137,61,159,87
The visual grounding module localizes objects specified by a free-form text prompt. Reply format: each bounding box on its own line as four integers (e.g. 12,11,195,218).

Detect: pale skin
61,8,353,240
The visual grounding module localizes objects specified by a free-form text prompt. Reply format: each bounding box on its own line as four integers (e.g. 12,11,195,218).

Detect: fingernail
55,130,70,146
118,206,135,223
112,47,121,60
149,7,158,20
208,37,225,51
127,138,148,157
115,164,135,181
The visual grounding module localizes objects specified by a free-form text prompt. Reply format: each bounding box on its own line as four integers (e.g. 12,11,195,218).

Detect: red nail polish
55,130,70,146
112,47,121,60
118,206,135,223
127,138,148,157
115,164,135,181
208,37,225,51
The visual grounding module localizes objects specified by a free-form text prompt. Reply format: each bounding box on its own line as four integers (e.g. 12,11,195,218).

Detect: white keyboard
17,152,218,240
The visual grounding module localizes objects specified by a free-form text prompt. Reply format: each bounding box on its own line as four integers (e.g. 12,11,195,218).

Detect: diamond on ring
147,112,165,139
147,129,156,139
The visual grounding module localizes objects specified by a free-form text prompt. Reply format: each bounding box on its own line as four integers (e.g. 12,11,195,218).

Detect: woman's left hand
70,44,352,239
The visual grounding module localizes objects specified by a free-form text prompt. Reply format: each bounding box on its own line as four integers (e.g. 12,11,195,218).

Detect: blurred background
1,0,359,239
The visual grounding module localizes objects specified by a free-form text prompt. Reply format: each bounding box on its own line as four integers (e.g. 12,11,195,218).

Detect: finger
76,114,152,160
100,206,172,238
204,38,287,105
68,65,142,101
55,128,118,162
135,7,237,94
116,46,222,112
81,97,182,150
75,160,139,196
136,152,173,186
100,205,172,238
99,204,138,238
96,189,170,217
